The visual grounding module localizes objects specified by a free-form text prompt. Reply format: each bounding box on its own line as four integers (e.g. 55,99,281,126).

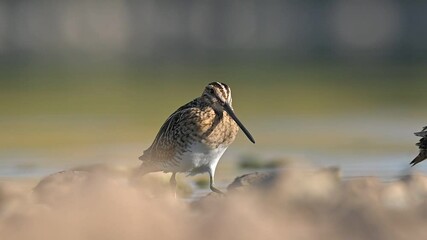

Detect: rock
0,181,33,215
382,181,409,209
273,167,341,202
341,177,383,204
192,171,277,209
227,171,278,192
190,192,225,209
33,170,92,205
400,173,427,206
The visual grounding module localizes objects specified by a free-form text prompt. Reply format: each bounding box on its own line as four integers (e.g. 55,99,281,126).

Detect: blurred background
0,0,426,182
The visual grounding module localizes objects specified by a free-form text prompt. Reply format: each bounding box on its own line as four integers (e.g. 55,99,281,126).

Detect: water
1,114,426,193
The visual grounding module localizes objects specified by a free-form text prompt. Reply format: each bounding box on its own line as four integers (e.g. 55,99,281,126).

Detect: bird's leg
170,172,177,198
208,170,224,195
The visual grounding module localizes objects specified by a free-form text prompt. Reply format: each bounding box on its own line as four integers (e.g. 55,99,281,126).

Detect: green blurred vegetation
193,176,210,189
238,155,290,170
2,62,426,115
0,62,426,152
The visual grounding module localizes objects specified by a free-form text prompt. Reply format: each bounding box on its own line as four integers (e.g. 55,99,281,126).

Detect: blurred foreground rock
32,164,193,206
228,167,340,196
227,171,278,191
3,165,427,240
195,167,427,212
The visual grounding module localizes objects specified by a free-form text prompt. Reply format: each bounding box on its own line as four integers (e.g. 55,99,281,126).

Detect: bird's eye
210,88,215,94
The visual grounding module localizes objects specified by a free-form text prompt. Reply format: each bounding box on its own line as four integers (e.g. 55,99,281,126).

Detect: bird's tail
410,150,427,167
410,137,427,167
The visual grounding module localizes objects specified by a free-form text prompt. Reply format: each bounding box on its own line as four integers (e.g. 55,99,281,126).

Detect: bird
137,82,255,195
410,126,427,166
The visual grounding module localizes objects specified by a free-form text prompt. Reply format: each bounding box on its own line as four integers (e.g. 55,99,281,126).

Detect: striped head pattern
202,82,232,106
201,82,255,144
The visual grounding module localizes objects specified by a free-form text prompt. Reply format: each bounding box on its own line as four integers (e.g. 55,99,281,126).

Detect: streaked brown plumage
138,82,255,194
410,126,427,166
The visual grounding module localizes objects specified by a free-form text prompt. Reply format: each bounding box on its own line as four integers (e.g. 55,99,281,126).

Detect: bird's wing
410,136,427,166
414,126,427,137
139,99,201,164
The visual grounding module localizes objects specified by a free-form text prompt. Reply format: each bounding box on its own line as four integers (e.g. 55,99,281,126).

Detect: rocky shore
1,164,427,240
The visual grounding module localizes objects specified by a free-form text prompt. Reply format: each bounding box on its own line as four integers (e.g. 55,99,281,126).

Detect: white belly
178,142,228,175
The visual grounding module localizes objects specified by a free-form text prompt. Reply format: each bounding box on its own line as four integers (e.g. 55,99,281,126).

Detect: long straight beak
223,103,255,143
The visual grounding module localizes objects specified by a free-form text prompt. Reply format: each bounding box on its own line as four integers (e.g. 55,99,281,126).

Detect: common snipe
138,82,255,194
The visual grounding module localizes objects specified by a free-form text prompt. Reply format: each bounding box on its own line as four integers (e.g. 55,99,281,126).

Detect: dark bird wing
410,127,427,166
138,98,202,169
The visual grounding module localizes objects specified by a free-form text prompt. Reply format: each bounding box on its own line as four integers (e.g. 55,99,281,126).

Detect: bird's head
202,82,232,107
202,82,255,144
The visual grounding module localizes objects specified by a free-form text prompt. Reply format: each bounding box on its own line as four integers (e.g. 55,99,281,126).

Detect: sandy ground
1,164,427,240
